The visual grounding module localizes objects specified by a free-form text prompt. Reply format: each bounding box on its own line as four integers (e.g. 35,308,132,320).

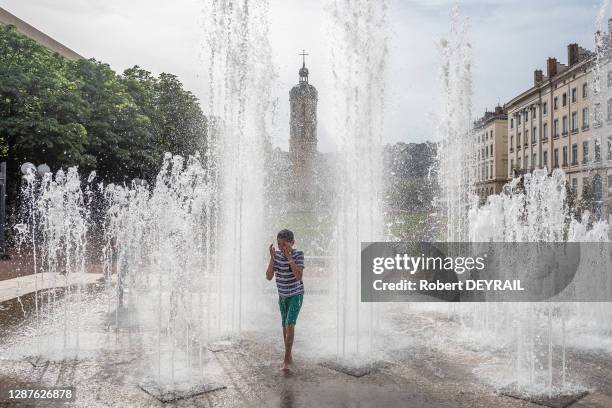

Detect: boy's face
277,239,294,251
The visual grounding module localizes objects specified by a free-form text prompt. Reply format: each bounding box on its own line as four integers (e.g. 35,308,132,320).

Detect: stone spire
289,50,318,204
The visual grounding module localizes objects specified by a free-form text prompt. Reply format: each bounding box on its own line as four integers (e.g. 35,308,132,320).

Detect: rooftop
0,7,83,60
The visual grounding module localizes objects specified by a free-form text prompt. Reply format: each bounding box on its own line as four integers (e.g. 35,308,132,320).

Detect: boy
266,229,304,371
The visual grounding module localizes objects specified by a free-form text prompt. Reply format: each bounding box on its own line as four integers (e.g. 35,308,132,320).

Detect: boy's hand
269,243,275,259
280,241,293,260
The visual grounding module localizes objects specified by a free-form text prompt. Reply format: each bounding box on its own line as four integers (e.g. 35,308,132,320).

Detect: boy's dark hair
277,229,294,242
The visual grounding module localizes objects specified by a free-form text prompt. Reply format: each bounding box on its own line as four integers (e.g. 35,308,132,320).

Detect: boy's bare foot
280,361,290,371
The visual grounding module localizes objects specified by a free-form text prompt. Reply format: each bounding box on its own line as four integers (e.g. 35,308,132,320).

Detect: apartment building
505,33,612,220
474,106,508,201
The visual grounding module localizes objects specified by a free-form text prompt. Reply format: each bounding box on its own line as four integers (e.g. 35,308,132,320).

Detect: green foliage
0,25,89,172
0,24,208,187
122,67,208,169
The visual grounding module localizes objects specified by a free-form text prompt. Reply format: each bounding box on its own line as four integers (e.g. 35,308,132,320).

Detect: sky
0,0,605,152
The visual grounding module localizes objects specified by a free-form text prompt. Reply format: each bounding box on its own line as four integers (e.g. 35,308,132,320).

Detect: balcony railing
562,131,569,137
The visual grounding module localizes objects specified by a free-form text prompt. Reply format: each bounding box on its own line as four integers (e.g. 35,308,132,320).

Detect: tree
0,25,209,196
121,67,208,164
67,59,154,182
0,25,90,191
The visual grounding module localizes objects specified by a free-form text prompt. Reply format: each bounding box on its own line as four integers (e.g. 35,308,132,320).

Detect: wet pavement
0,293,611,407
1,324,611,407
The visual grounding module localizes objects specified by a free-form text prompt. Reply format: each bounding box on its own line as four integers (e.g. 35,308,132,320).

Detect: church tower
289,51,318,203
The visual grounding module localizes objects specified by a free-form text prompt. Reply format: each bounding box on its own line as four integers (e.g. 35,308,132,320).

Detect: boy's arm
287,252,304,281
266,244,275,281
266,256,274,280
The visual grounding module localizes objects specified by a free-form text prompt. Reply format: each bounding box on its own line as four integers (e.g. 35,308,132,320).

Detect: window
543,102,548,115
524,111,528,122
543,151,548,169
608,71,612,88
608,98,612,121
491,129,494,138
572,178,578,194
510,118,514,128
583,107,589,128
532,127,537,144
583,82,588,98
490,144,494,157
572,144,578,165
554,96,558,110
563,146,568,166
583,141,589,163
562,93,567,107
595,103,602,126
595,138,601,162
562,115,568,135
553,119,559,137
532,153,537,168
517,133,521,146
525,130,529,145
571,88,577,103
543,123,548,140
518,114,522,125
571,111,578,132
518,157,522,168
510,135,514,148
524,155,528,169
490,164,493,179
510,159,514,170
608,135,612,160
553,148,559,168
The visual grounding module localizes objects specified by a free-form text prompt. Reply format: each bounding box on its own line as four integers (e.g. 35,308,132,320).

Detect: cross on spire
300,49,309,68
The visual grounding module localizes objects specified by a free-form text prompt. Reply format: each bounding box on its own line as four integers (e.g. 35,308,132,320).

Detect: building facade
505,35,612,220
0,7,82,60
474,106,508,201
289,56,318,204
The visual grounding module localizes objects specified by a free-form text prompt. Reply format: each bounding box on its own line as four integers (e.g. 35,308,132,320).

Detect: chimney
534,69,543,85
568,44,578,66
547,58,557,78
